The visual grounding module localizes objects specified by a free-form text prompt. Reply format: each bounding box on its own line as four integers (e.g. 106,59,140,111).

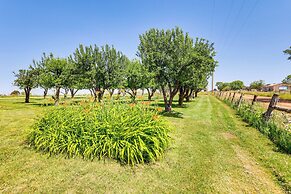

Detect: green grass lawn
0,95,290,193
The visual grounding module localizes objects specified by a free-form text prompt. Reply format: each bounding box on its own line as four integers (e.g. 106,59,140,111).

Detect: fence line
215,91,291,122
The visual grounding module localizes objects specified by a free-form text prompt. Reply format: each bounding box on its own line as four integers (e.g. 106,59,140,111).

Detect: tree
71,44,127,102
178,38,217,105
249,80,265,91
216,82,232,91
10,90,20,96
40,53,70,105
125,59,147,102
283,46,291,61
216,82,224,91
138,27,197,111
282,74,291,84
32,59,53,99
13,68,37,103
229,80,244,90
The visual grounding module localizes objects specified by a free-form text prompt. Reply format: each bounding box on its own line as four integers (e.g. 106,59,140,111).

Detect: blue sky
0,0,290,94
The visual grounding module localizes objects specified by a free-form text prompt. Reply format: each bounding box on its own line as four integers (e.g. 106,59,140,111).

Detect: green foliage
249,80,265,90
71,44,127,101
28,103,170,165
138,27,217,110
283,46,291,61
13,69,38,89
125,59,147,101
10,90,20,96
216,80,244,91
216,82,230,91
282,74,291,84
13,68,38,102
220,95,291,154
229,80,244,90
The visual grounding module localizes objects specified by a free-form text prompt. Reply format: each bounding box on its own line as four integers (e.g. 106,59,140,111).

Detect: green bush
28,103,170,165
221,97,291,154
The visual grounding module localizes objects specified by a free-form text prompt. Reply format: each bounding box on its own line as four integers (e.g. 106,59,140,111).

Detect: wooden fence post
237,93,243,107
252,95,258,106
263,94,279,121
231,93,236,103
228,92,232,101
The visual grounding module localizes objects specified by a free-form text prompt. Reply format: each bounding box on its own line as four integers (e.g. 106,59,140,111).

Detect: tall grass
220,95,291,154
28,102,170,165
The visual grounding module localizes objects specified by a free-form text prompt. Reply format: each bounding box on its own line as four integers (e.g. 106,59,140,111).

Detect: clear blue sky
0,0,290,94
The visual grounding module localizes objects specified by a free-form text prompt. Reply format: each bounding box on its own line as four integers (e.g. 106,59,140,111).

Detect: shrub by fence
215,91,291,154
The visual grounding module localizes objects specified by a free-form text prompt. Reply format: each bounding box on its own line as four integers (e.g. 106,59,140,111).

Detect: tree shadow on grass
158,110,183,119
12,101,55,107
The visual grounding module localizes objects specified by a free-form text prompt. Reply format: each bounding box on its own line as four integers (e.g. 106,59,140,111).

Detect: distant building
262,83,291,92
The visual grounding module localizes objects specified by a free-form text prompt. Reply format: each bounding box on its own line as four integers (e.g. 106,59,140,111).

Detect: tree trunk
195,91,198,98
64,88,69,98
178,87,185,106
43,88,48,99
146,88,156,101
70,88,78,98
109,89,114,99
116,89,121,100
24,87,31,103
89,89,94,97
161,86,171,112
185,89,193,102
97,89,104,102
54,87,61,106
126,89,137,102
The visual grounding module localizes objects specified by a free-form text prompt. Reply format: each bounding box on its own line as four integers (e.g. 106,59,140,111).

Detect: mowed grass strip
0,95,290,193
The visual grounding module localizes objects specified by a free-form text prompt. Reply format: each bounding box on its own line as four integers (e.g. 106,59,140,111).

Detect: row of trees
215,80,244,91
216,74,290,92
14,27,217,111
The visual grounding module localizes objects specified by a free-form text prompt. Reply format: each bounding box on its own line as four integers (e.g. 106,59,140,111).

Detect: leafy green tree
40,53,70,105
216,82,224,91
13,68,38,103
32,59,53,99
101,45,128,98
145,77,158,101
283,46,291,61
282,74,291,84
229,80,244,90
125,59,146,102
249,80,265,91
10,90,20,96
216,82,230,91
179,38,217,105
71,44,127,102
138,27,196,111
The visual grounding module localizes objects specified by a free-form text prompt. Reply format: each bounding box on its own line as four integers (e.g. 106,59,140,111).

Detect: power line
225,0,260,50
220,0,234,45
221,0,246,50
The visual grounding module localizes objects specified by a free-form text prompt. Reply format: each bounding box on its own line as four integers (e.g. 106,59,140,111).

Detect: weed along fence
214,91,291,154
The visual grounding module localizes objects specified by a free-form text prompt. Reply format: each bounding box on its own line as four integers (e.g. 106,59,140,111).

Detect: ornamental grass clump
28,103,170,165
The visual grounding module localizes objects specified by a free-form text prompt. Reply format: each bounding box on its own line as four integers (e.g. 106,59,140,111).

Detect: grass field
0,95,290,193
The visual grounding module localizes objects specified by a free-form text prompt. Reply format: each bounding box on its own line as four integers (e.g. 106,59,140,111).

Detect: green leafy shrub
221,97,291,154
28,103,170,165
